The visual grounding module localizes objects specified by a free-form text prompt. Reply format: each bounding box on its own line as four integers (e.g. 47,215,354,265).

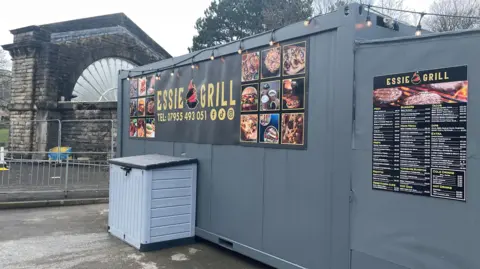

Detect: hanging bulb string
125,4,480,80
365,4,480,20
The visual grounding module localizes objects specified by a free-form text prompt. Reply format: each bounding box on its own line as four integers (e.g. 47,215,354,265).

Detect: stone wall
58,102,117,160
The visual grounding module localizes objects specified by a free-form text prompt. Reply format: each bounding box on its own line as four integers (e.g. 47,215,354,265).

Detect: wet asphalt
0,204,270,269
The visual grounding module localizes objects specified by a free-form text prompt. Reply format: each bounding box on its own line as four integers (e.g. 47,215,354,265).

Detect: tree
0,48,10,70
424,0,480,32
189,0,313,52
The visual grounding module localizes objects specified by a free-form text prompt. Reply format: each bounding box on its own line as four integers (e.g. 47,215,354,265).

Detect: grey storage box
108,154,198,251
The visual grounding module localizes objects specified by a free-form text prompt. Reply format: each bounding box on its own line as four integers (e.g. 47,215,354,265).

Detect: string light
238,40,243,54
366,5,372,27
126,76,130,81
304,18,312,26
191,58,195,69
170,70,174,76
269,31,275,46
210,50,215,60
416,13,425,36
155,73,161,80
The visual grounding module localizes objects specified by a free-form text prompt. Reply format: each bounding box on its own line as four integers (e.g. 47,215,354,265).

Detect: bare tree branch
425,0,480,32
0,48,11,71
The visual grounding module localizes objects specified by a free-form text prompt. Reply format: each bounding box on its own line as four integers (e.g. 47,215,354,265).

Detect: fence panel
0,119,115,200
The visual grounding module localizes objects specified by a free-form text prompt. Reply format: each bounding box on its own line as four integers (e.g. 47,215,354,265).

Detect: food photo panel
281,113,305,145
138,77,147,96
373,80,469,107
283,41,307,76
129,119,137,138
137,98,146,116
259,114,280,144
145,118,155,138
260,81,281,111
261,46,281,79
240,114,259,143
241,84,259,112
136,119,146,138
146,97,155,116
146,75,156,96
129,78,138,98
130,99,137,117
282,78,305,110
242,51,260,82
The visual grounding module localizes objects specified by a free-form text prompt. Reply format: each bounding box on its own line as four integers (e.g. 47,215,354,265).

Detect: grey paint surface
117,4,419,269
352,31,480,269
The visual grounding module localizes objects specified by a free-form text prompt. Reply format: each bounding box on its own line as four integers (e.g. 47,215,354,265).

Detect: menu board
240,40,308,148
372,66,467,201
129,76,156,139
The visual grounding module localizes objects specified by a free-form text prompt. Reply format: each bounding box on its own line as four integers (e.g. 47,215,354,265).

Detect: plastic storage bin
108,154,198,251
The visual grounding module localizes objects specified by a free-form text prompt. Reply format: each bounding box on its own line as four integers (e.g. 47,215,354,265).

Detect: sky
0,0,432,60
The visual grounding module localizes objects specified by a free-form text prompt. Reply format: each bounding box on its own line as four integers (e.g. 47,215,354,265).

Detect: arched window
72,58,137,102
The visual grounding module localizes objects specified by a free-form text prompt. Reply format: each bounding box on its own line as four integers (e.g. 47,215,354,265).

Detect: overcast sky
0,0,432,58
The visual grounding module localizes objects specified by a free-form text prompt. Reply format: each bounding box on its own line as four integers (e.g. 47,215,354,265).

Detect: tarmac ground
0,204,270,269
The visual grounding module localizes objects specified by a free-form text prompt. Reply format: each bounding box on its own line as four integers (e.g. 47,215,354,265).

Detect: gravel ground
0,204,270,269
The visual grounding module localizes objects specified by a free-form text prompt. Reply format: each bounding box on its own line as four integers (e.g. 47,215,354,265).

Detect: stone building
2,13,171,157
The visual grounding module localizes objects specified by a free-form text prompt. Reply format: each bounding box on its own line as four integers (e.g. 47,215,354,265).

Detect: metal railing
0,119,115,201
0,150,110,190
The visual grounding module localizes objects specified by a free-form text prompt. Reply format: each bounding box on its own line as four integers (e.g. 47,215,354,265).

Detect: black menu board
372,66,467,201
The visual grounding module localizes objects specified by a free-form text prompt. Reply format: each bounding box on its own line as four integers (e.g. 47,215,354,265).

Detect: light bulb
269,40,274,46
238,49,242,54
366,16,372,27
304,20,310,26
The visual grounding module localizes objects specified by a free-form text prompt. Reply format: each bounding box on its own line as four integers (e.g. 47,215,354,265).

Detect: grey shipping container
108,154,198,251
116,3,424,269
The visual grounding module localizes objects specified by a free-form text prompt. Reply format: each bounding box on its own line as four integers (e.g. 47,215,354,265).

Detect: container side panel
261,30,337,269
210,146,264,250
173,144,213,233
352,34,480,269
152,188,192,198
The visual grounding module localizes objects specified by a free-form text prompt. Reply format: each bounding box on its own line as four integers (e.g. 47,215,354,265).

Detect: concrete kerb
0,197,108,209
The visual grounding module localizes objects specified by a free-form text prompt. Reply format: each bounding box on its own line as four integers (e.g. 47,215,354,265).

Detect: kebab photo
240,115,258,142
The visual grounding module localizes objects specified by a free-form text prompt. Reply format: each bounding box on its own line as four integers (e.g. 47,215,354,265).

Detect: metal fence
0,119,115,201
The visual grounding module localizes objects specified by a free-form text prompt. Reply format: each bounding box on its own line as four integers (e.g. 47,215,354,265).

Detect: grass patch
0,128,9,144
